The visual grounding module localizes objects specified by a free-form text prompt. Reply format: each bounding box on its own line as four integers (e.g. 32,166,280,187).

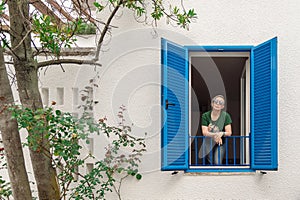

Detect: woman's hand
214,132,223,145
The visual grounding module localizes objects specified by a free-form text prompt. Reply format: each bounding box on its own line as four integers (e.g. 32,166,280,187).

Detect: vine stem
112,174,130,200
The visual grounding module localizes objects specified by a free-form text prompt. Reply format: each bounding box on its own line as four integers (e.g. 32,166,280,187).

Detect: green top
201,111,232,133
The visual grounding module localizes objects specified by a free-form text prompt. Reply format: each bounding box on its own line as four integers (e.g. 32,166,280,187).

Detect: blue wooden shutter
161,38,189,171
251,37,278,170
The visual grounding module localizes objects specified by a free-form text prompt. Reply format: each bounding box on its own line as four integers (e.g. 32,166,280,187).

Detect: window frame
186,46,254,173
161,38,278,173
188,51,251,172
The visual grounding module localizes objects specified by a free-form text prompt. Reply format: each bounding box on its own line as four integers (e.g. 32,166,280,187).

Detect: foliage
4,0,196,57
0,2,4,15
9,104,146,200
0,148,12,199
94,0,197,30
31,16,95,55
30,0,197,57
75,22,97,35
0,176,12,200
32,15,78,56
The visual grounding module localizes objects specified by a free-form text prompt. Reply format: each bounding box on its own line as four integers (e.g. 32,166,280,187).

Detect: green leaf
136,173,142,180
56,110,62,115
131,171,136,176
94,2,105,12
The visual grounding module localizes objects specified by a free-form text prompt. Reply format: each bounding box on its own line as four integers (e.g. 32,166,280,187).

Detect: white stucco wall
37,0,300,199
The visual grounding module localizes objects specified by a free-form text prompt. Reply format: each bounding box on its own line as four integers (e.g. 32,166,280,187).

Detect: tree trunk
8,0,60,199
0,47,32,199
14,60,60,200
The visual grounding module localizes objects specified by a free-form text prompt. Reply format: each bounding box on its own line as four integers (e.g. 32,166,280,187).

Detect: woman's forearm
204,131,221,138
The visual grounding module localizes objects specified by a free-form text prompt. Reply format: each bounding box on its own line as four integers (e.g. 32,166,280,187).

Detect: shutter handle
165,100,175,109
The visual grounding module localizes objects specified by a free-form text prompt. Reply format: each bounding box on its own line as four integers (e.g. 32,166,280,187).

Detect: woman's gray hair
212,95,225,103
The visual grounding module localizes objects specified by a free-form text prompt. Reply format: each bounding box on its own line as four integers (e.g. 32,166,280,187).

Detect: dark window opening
190,56,249,167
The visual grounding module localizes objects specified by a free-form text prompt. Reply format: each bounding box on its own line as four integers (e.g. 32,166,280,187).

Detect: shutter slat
251,37,278,170
161,38,188,171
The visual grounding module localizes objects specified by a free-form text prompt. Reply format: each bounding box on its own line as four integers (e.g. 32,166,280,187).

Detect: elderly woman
200,95,232,165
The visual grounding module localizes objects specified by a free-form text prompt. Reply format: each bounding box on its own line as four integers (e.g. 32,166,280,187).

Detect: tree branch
1,12,9,20
71,0,97,24
37,58,101,68
46,0,75,21
94,0,124,61
4,61,14,65
0,25,10,32
29,0,63,25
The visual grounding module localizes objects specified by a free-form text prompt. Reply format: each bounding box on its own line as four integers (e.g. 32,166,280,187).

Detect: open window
161,38,278,172
189,51,250,168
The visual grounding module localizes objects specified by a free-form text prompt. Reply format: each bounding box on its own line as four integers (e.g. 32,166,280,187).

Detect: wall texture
37,0,300,199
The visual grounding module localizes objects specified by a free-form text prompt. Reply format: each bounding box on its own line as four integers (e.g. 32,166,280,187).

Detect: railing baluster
210,138,213,165
233,137,236,166
225,137,228,165
217,145,221,165
202,137,207,165
240,136,243,165
195,137,198,166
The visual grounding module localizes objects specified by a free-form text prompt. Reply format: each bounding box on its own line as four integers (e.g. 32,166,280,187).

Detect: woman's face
211,97,225,111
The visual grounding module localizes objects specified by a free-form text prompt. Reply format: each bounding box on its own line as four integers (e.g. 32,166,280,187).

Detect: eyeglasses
213,99,224,105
